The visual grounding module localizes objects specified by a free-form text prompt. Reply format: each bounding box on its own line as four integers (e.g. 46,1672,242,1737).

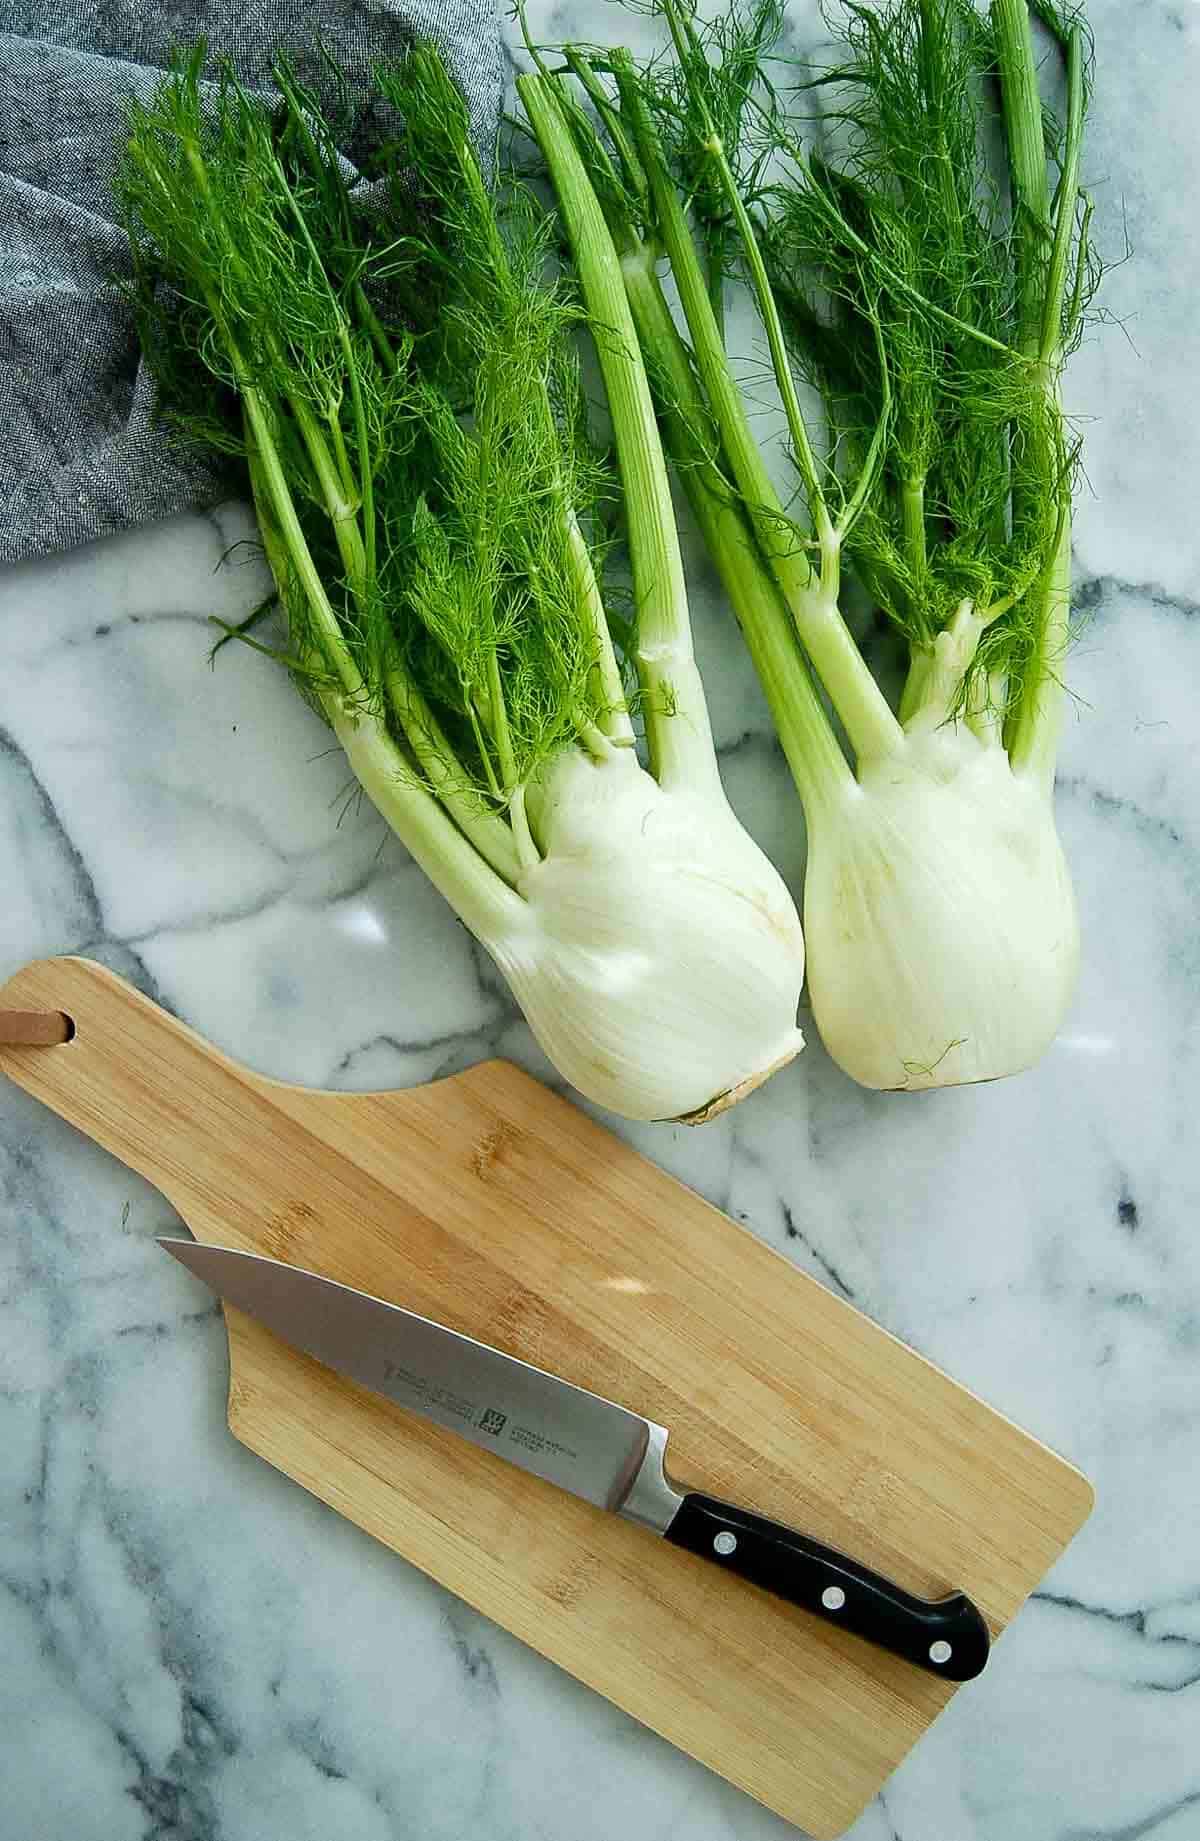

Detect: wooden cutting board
0,956,1093,1838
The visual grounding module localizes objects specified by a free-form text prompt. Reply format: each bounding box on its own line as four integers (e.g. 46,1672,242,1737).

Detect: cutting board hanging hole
0,1010,75,1046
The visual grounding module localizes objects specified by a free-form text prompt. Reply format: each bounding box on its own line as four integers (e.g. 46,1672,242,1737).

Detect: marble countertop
2,3,1199,1837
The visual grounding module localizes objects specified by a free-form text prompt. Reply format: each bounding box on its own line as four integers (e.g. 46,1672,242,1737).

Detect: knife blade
159,1237,990,1681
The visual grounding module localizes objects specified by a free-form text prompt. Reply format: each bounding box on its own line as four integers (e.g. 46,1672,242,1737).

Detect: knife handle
664,1494,990,1681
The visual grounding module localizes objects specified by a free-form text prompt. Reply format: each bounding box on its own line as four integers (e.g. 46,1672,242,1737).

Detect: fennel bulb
528,0,1096,1090
119,45,806,1121
803,728,1077,1090
493,749,804,1118
336,699,803,1118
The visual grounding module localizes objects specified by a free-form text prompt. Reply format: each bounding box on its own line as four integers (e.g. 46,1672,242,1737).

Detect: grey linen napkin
0,3,504,565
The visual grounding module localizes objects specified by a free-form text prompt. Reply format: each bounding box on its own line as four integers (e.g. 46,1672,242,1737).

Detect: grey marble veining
3,2,1200,1837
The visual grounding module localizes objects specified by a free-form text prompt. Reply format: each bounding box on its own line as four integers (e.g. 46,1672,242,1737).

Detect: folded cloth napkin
0,2,503,565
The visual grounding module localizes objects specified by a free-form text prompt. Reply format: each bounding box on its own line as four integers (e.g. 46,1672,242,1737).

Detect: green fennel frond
620,0,1098,708
117,41,627,821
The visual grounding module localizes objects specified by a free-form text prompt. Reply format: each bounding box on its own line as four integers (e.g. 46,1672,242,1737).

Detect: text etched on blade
382,1359,476,1425
381,1360,580,1462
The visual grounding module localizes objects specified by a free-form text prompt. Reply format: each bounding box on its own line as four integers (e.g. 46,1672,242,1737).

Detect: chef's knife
160,1238,990,1680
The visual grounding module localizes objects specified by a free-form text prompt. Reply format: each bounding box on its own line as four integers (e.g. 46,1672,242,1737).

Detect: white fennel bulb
494,748,805,1119
802,728,1078,1090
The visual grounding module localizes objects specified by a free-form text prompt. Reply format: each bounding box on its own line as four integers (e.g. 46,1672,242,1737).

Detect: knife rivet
929,1640,953,1665
821,1585,846,1612
713,1531,738,1556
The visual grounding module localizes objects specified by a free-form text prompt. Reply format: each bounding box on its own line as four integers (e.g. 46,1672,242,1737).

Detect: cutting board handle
0,955,420,1222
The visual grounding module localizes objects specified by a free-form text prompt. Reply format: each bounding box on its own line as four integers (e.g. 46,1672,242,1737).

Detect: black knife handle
664,1494,990,1681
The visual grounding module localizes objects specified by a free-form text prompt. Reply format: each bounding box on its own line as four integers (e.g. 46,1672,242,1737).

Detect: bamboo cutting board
0,956,1093,1838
